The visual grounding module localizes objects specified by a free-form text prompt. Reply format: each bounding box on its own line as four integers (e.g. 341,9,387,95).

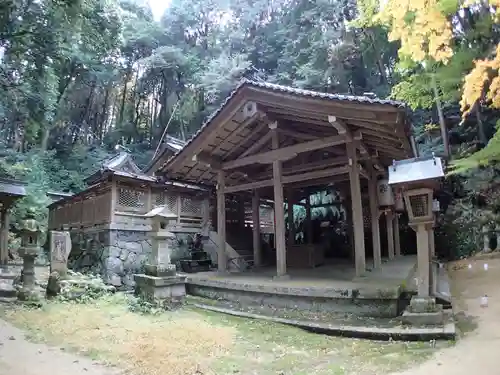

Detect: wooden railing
48,183,112,230
48,181,210,233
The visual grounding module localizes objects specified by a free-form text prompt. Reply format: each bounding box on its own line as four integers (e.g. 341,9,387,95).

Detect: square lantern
388,154,445,225
145,205,178,231
403,188,434,223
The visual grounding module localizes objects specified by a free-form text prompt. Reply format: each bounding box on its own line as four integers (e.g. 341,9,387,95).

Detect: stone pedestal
402,296,444,326
134,265,186,303
17,247,41,301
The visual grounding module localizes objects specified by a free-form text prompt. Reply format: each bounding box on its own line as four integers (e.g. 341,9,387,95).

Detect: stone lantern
17,211,41,301
133,205,186,304
389,155,445,326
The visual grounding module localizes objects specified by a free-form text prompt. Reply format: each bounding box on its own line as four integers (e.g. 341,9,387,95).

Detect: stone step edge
192,303,456,342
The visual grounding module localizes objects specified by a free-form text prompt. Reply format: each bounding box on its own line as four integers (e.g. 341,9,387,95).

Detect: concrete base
134,273,187,302
402,296,444,326
194,302,456,341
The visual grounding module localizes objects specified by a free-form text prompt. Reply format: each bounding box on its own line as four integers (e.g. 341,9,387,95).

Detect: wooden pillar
252,190,261,267
345,196,355,262
386,211,395,260
217,171,227,272
271,124,287,277
287,191,295,247
109,180,117,224
237,197,246,229
176,195,182,224
347,142,365,276
201,197,210,236
394,214,401,257
305,195,312,244
368,176,381,268
0,209,9,265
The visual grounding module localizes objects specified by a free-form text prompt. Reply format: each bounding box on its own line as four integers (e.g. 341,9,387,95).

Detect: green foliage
450,121,500,173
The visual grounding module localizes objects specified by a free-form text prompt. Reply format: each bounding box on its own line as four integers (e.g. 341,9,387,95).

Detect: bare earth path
0,318,122,375
0,256,498,375
392,256,500,375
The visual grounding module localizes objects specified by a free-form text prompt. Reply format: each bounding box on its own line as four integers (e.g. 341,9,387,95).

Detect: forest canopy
0,0,500,257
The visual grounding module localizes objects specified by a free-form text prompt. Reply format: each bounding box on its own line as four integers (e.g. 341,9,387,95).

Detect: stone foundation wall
68,229,193,289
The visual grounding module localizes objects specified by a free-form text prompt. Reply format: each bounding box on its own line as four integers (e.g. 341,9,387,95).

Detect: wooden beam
347,141,366,276
223,120,269,159
239,130,273,158
287,176,350,192
368,162,381,269
249,91,399,122
328,115,348,135
167,93,248,172
222,134,347,170
224,166,348,194
192,152,223,170
209,110,263,156
252,190,261,266
277,128,318,141
386,211,395,260
272,129,287,277
216,170,227,271
255,156,349,180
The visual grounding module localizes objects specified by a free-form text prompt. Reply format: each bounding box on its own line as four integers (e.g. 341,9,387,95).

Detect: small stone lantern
133,205,186,304
17,212,41,301
389,155,445,326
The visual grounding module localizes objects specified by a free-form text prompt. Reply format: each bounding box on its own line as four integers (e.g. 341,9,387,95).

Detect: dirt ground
0,255,497,375
0,318,121,375
391,256,500,375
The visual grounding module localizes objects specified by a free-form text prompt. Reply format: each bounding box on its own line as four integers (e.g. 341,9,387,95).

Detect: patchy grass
0,294,448,375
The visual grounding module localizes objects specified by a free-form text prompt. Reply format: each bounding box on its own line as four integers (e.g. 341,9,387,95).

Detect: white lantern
377,179,394,207
394,188,405,212
432,199,440,212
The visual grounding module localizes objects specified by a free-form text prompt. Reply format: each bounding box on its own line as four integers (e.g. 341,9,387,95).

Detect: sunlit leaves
377,0,454,63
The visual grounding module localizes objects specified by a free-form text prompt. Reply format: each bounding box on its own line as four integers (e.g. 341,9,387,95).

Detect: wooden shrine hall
156,80,416,278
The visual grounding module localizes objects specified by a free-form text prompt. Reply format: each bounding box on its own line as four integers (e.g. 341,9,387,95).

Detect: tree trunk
118,67,132,126
475,103,487,145
431,74,450,158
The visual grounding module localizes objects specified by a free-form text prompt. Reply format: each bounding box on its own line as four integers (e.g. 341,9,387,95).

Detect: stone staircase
0,267,20,303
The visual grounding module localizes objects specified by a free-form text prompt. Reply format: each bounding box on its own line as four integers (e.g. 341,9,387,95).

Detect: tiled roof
161,79,407,170
143,135,187,173
0,178,26,197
